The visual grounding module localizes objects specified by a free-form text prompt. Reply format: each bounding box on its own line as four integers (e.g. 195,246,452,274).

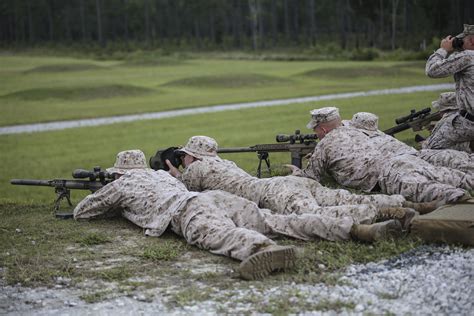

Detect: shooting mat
410,203,474,246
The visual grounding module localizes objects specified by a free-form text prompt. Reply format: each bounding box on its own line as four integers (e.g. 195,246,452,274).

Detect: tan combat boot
377,207,418,231
350,220,403,242
402,200,439,214
239,245,296,280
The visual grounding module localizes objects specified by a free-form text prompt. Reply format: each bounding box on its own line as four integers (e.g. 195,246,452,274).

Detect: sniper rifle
217,130,317,177
10,167,113,219
149,130,317,178
383,107,442,137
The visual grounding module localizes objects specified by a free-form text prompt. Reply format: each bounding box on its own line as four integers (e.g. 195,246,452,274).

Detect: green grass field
0,55,448,126
1,91,441,203
0,54,454,304
0,54,450,203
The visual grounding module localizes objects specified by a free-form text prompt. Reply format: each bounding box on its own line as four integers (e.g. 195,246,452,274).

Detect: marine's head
349,112,379,131
432,92,458,112
306,106,341,139
106,149,148,176
179,135,218,159
454,24,474,50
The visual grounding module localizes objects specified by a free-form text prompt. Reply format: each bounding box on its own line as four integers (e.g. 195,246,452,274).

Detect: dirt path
0,84,453,135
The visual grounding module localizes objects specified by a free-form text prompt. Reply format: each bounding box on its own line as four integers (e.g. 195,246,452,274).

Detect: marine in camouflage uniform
348,111,474,176
294,107,472,204
75,150,399,280
422,92,472,153
425,24,474,151
170,136,413,225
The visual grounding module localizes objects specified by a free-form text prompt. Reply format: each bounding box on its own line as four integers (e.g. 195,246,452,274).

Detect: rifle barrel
218,147,258,153
218,143,316,154
383,122,411,136
11,179,52,186
11,179,106,191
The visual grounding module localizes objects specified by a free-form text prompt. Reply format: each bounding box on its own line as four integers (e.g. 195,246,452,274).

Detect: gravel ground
1,244,472,315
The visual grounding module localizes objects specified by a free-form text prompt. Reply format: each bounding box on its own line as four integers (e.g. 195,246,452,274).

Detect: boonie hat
106,149,148,174
306,107,340,129
432,92,458,112
455,24,474,39
179,136,218,159
350,112,379,131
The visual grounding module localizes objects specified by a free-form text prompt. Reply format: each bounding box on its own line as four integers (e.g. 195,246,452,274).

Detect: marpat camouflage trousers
378,154,472,203
424,113,474,153
418,149,474,176
258,176,403,224
171,190,354,261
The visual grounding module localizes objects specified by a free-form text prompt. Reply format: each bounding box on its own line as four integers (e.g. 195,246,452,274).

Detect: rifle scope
276,130,317,144
395,107,431,125
72,166,113,183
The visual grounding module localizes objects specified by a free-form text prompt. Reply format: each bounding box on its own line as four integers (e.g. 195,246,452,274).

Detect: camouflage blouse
74,169,198,237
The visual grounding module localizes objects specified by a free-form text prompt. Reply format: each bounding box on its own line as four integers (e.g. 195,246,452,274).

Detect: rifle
218,130,317,177
383,107,442,136
149,130,317,178
10,167,113,219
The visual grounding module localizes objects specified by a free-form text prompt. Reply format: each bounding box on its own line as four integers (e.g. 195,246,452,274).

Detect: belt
460,110,474,122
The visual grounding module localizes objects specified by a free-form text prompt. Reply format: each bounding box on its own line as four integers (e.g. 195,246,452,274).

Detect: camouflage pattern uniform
178,136,404,224
425,24,474,149
74,151,354,262
422,112,473,152
299,111,472,203
422,92,472,153
417,149,473,176
349,111,473,176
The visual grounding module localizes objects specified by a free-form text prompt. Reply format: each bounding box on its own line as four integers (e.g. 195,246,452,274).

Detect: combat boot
377,207,418,231
350,220,402,242
402,200,439,214
239,245,296,280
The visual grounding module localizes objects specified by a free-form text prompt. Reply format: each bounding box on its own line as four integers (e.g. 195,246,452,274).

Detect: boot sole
239,246,296,280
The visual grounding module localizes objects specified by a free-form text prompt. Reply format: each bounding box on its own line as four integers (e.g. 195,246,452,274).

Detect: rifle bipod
53,187,74,219
256,151,271,178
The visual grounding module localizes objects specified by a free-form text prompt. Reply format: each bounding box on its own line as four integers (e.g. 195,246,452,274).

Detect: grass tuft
98,266,132,282
171,285,215,307
80,290,112,303
78,232,111,246
141,241,185,261
311,299,356,312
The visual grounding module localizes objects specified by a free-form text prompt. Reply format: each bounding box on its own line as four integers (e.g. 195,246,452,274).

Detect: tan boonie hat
432,92,458,112
350,112,379,131
179,136,218,159
106,149,148,174
306,107,340,129
455,24,474,38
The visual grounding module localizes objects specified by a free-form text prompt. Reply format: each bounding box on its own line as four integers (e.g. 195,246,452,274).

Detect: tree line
1,0,473,51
